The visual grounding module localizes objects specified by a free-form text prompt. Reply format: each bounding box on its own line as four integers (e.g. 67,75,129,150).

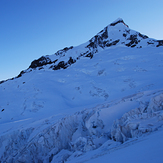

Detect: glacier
1,90,163,162
0,18,163,162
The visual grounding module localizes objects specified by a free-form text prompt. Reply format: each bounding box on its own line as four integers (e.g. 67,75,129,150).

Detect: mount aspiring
18,18,163,75
0,18,163,163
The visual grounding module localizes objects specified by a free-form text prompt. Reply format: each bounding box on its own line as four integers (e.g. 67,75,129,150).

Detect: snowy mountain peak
19,18,162,75
0,18,163,83
109,18,129,28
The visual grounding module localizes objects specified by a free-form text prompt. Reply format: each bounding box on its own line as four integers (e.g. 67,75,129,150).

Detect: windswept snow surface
0,18,163,162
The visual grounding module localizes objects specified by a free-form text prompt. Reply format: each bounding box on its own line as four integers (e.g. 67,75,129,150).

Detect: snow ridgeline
1,90,163,162
8,18,162,81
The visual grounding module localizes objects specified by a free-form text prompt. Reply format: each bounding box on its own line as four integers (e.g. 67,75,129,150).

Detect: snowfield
0,18,163,162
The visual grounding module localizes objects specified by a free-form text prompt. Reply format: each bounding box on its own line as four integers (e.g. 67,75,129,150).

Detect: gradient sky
0,0,163,81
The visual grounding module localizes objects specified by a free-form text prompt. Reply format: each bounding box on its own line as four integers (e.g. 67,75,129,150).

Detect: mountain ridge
1,18,163,85
26,18,162,70
17,18,163,76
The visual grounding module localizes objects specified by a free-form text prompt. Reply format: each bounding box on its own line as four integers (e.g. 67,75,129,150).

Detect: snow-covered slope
0,18,163,162
1,46,163,124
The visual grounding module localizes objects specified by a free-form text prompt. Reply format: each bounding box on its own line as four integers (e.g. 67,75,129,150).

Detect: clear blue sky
0,0,163,81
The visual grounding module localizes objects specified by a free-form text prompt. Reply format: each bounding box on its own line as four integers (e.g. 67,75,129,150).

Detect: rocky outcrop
28,46,74,69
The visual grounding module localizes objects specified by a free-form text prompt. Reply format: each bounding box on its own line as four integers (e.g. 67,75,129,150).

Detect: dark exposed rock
110,19,129,28
79,51,89,57
53,61,67,70
126,41,136,47
85,52,93,59
125,32,148,48
68,57,76,65
63,46,73,51
138,33,148,39
87,27,108,50
38,67,44,70
127,34,138,42
0,74,24,84
156,40,163,47
125,30,130,34
55,46,73,56
101,27,108,39
0,80,5,84
87,41,97,49
131,44,137,48
79,50,93,59
28,46,73,69
53,57,76,70
125,34,139,47
29,56,53,69
106,39,120,47
17,70,26,78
